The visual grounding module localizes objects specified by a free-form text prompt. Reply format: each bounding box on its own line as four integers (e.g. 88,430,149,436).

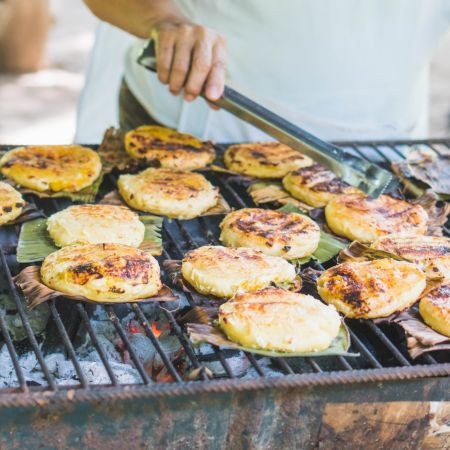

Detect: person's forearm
84,0,227,102
83,0,187,38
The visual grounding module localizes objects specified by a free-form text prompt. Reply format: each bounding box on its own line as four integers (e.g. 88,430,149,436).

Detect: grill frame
0,138,449,403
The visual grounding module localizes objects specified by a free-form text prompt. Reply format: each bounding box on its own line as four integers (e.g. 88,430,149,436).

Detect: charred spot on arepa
0,181,25,225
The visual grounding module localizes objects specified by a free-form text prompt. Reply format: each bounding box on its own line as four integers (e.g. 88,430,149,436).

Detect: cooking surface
0,139,449,395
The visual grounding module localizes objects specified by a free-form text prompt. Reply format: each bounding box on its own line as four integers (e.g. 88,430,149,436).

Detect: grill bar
105,306,151,385
131,303,183,383
48,301,88,388
75,303,118,386
0,139,449,393
0,313,28,392
0,247,57,390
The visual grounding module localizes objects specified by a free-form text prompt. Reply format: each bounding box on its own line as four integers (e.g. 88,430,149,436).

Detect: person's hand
152,21,227,105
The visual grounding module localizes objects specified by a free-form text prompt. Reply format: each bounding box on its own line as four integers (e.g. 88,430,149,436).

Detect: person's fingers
156,29,176,84
204,40,227,101
206,100,220,110
169,28,194,95
184,38,212,101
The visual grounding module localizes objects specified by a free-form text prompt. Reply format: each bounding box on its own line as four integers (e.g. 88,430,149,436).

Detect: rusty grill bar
0,139,449,395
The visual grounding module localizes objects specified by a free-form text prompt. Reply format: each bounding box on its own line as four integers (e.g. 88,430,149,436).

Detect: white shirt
77,1,450,143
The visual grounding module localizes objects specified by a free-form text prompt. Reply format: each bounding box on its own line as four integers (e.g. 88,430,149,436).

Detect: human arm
83,0,227,101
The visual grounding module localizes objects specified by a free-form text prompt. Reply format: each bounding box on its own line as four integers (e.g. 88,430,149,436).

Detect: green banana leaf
187,320,356,358
16,215,163,263
277,203,347,264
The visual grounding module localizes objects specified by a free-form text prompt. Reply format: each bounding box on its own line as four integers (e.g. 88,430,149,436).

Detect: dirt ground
0,1,449,144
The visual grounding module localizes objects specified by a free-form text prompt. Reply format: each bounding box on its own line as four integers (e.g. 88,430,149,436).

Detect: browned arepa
325,193,428,242
224,142,313,178
317,258,426,318
0,145,102,192
125,125,215,171
0,181,25,225
419,283,450,337
40,243,162,302
220,207,320,259
282,163,361,207
371,234,450,279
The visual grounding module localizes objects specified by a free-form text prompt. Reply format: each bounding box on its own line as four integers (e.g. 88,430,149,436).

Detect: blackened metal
48,301,88,388
75,303,118,386
0,247,56,390
365,321,411,366
0,313,28,392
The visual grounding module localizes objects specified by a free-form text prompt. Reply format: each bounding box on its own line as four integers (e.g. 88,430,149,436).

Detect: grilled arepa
118,167,219,219
317,258,426,318
0,145,102,192
282,163,361,207
181,245,296,298
47,205,145,248
419,284,450,337
41,244,162,302
218,288,341,352
124,125,215,171
224,142,313,179
371,234,450,279
220,208,320,259
325,194,428,242
0,181,24,225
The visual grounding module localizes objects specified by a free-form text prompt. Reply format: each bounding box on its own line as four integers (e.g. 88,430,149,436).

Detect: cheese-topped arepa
41,244,162,302
0,145,101,192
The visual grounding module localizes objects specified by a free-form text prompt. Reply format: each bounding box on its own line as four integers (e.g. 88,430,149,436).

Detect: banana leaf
392,147,450,199
247,181,314,212
97,127,144,173
375,306,450,359
14,266,177,309
16,215,164,263
412,190,450,236
278,203,347,264
185,306,356,358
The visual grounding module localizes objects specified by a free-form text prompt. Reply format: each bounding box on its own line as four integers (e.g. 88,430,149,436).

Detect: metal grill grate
1,139,449,396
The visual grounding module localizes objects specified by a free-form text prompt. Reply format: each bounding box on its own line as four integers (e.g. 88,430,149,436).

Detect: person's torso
124,0,450,141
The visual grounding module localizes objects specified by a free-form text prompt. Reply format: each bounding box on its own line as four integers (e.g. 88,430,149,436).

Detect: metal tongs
137,40,396,197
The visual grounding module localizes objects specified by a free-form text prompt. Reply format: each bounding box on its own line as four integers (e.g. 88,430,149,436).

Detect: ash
0,305,183,388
